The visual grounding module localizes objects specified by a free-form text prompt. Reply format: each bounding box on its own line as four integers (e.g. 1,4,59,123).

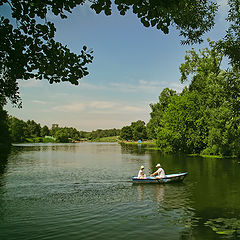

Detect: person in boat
150,163,166,179
138,165,147,179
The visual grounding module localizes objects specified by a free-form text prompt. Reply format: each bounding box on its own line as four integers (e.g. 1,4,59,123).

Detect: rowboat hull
132,172,188,184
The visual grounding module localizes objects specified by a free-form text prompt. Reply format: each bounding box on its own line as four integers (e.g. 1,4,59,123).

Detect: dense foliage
119,40,240,157
4,0,239,108
89,128,120,140
217,0,240,67
7,116,120,143
148,41,240,156
147,88,176,139
0,106,10,147
91,0,217,44
120,120,147,141
0,0,94,107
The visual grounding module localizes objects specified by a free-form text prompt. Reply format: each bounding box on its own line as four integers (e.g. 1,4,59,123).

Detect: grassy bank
91,136,119,142
25,136,56,143
188,154,239,159
118,140,156,146
13,136,120,144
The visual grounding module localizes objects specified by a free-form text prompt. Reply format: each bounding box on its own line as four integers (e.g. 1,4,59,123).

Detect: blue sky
4,0,229,131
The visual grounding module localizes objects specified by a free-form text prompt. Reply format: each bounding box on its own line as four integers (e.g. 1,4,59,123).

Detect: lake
0,143,240,239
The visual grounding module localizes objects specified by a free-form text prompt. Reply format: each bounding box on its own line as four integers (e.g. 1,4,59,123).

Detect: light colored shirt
156,168,166,178
138,169,144,178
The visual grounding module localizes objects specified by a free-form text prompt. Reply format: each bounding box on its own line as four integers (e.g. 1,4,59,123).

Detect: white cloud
110,79,186,93
120,106,145,113
52,101,117,113
79,81,107,90
53,103,86,112
32,100,47,104
110,79,165,93
89,101,117,109
51,99,148,116
18,79,44,88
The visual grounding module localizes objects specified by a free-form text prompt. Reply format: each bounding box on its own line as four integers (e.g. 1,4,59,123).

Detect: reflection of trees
135,182,198,238
147,150,240,238
160,184,190,210
0,147,10,177
12,143,80,153
124,145,240,238
128,144,240,214
120,143,152,156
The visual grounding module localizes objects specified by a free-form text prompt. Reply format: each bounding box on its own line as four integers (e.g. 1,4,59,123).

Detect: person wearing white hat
137,165,146,179
150,163,166,179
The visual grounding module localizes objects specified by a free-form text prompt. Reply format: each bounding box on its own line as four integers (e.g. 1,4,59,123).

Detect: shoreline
118,140,156,145
9,140,239,159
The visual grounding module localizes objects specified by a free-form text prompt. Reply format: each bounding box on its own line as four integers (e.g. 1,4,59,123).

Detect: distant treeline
2,116,121,143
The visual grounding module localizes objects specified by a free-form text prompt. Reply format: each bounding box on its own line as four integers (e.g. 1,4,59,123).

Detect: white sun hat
156,163,161,167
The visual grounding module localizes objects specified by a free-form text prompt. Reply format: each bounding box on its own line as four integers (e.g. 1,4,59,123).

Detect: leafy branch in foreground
0,0,93,107
1,0,239,109
217,0,240,68
91,0,218,44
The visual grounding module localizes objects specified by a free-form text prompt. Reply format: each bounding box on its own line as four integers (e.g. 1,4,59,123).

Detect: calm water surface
0,143,240,240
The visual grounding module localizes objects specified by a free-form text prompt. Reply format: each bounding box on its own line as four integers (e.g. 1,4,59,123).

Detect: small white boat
132,172,188,184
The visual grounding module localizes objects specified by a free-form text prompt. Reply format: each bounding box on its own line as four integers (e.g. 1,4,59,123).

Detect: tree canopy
6,115,121,143
0,106,10,147
150,41,240,156
0,0,94,107
1,0,240,108
91,0,217,44
217,0,240,67
0,0,223,107
120,120,147,141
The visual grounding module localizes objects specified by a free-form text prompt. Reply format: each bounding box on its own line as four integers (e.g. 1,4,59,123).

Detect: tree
55,128,70,143
91,0,217,44
0,0,94,107
147,88,176,139
179,39,223,84
68,127,80,140
120,126,132,141
217,0,240,67
177,42,240,156
8,116,28,142
79,130,88,139
156,91,207,153
0,0,219,107
41,125,50,137
0,106,10,147
1,0,240,109
26,120,41,137
202,69,240,156
51,124,59,137
131,120,147,141
149,41,240,156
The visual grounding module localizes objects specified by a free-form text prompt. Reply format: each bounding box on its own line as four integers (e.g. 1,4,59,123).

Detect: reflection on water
136,184,165,203
0,143,239,240
0,147,10,176
0,147,11,190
